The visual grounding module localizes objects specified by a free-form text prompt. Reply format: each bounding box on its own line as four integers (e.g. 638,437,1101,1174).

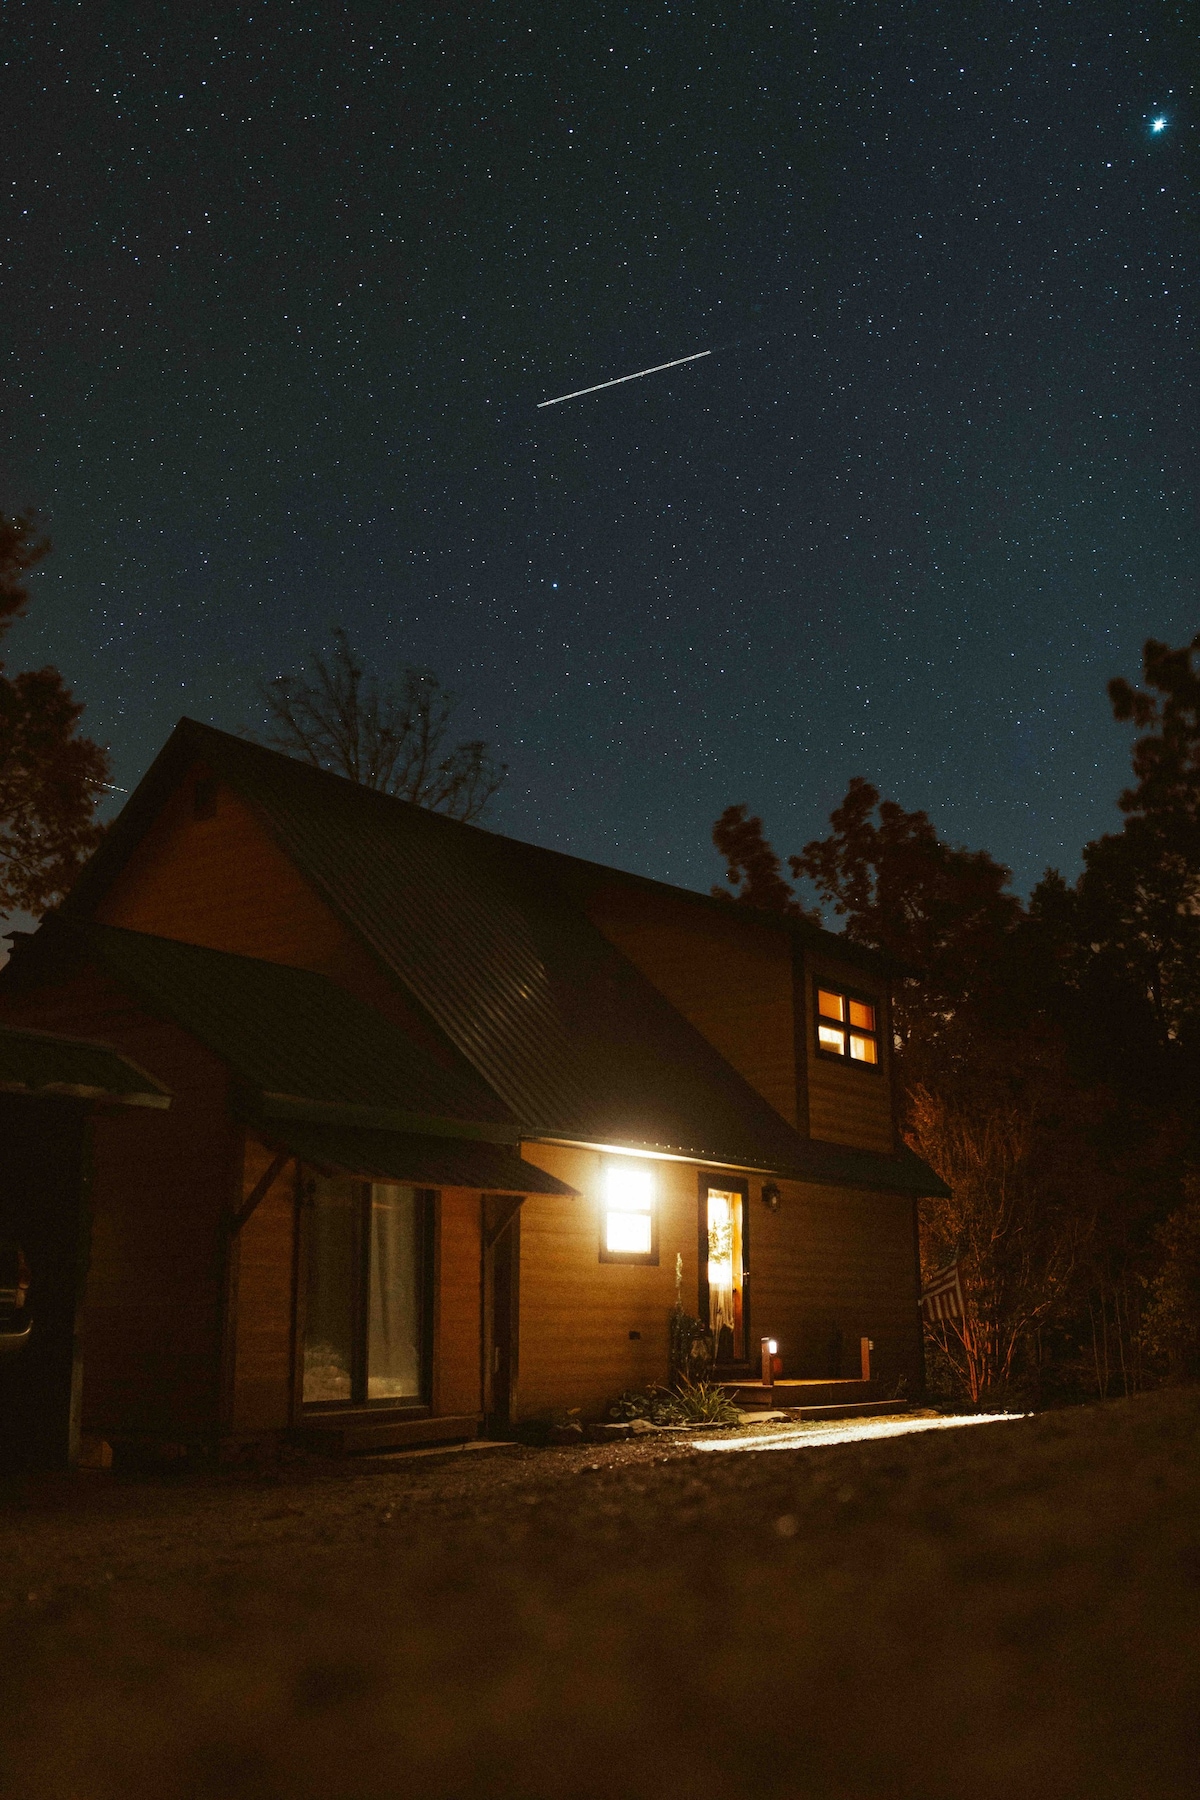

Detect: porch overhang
257,1119,578,1195
0,1025,171,1110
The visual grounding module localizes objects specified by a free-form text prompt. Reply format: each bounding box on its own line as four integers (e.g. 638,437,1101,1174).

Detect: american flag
921,1261,965,1323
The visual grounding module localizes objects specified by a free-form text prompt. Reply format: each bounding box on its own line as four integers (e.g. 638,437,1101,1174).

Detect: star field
1,2,1196,895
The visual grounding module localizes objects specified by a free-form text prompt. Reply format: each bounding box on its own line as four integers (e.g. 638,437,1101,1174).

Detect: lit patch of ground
695,1410,1023,1451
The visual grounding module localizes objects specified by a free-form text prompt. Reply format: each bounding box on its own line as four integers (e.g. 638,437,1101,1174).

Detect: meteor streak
537,349,711,408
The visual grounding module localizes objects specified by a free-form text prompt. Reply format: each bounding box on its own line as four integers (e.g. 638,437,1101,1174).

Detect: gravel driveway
2,1390,1197,1799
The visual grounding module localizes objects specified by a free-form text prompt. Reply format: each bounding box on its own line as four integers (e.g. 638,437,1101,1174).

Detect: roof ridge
172,719,889,966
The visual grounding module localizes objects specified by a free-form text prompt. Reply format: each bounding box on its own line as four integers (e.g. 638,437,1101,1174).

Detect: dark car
0,1240,31,1358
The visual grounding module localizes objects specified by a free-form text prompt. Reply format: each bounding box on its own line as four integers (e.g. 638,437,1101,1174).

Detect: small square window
815,982,881,1070
600,1163,658,1264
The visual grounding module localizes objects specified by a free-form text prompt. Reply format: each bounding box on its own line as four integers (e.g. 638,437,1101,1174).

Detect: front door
698,1175,750,1366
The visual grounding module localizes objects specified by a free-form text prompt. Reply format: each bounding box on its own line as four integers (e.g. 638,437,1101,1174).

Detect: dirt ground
1,1389,1198,1800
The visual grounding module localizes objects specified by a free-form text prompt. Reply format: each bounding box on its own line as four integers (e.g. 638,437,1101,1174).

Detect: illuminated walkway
694,1412,1023,1453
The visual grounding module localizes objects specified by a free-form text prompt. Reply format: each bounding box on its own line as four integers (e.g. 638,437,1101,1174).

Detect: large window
815,984,880,1067
699,1176,749,1363
599,1161,658,1265
302,1176,431,1407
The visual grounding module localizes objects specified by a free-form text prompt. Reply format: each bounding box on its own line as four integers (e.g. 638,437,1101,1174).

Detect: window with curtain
302,1175,429,1407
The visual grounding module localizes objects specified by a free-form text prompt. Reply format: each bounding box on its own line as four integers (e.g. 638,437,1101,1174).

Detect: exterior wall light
761,1182,781,1211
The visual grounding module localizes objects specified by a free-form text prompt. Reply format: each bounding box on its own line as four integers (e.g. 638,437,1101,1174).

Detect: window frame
598,1159,660,1266
813,979,883,1072
298,1173,436,1413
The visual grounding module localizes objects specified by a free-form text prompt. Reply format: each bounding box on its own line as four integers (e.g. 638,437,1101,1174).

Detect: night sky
3,2,1196,903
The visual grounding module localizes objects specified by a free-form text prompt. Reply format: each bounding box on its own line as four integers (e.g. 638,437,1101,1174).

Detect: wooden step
721,1378,877,1409
293,1412,481,1456
776,1399,912,1422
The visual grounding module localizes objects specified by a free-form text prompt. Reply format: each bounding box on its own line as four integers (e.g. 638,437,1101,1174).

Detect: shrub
1141,1193,1200,1380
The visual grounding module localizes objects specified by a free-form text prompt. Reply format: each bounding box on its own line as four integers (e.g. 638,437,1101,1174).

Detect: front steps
293,1411,481,1455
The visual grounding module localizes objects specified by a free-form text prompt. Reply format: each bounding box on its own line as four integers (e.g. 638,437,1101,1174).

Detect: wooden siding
0,968,238,1440
517,1144,922,1415
95,763,453,1062
803,951,896,1154
750,1177,923,1398
231,1139,296,1433
516,1144,700,1419
432,1188,483,1419
581,880,800,1126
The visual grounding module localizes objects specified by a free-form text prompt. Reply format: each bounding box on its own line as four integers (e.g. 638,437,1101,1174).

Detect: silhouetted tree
789,777,1024,1070
1071,635,1200,1048
259,626,506,822
0,513,110,916
0,509,50,628
710,803,817,920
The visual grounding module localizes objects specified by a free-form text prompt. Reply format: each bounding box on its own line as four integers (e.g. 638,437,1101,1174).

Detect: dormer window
816,986,880,1066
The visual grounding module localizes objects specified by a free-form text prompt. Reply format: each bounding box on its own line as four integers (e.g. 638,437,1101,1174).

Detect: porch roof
257,1120,577,1195
0,1023,170,1109
28,918,518,1144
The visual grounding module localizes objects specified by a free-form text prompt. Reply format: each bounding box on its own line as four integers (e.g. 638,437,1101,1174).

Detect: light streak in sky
537,349,711,408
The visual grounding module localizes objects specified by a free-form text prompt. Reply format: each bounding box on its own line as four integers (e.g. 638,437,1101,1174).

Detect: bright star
1150,115,1168,134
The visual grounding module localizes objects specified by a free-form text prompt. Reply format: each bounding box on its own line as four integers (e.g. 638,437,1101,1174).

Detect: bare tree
259,627,506,822
908,1080,1088,1404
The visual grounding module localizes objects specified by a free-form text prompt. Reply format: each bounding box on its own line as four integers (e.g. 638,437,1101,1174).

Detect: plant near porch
609,1378,742,1427
668,1250,714,1384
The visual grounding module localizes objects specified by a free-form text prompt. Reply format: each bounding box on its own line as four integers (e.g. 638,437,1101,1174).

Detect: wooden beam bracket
230,1150,293,1236
483,1194,525,1253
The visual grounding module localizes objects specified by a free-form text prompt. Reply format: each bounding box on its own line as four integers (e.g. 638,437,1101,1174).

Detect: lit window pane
606,1210,652,1254
818,989,844,1021
848,998,876,1030
367,1184,422,1400
604,1165,654,1210
303,1177,355,1403
849,1034,878,1063
818,1024,846,1054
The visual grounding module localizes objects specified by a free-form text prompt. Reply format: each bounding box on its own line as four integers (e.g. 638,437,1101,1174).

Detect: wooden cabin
0,721,946,1458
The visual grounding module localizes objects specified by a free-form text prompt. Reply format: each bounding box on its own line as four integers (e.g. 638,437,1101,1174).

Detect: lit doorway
698,1176,749,1365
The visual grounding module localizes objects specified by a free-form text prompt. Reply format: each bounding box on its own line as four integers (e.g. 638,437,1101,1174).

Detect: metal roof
25,919,516,1142
58,720,949,1198
259,1121,576,1195
0,1023,170,1109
